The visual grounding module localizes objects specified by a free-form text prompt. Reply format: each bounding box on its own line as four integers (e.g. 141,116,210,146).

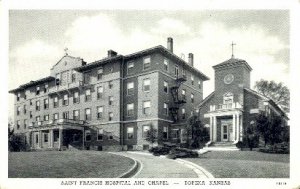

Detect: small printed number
276,182,287,185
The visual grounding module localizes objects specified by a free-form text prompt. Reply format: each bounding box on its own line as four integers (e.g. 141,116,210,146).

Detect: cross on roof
64,47,68,55
231,42,236,58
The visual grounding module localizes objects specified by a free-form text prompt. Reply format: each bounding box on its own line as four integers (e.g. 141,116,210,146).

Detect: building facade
198,57,288,145
9,38,209,151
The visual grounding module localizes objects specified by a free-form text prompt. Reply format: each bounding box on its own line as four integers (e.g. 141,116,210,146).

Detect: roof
74,55,123,72
74,45,209,81
50,54,85,70
9,76,55,93
244,88,288,119
125,45,209,81
197,92,215,108
213,57,252,71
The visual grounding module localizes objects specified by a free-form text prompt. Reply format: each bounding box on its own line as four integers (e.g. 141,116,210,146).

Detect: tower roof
213,57,252,71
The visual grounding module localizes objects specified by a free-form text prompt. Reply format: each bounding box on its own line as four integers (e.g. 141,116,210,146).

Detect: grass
8,151,135,178
187,151,289,178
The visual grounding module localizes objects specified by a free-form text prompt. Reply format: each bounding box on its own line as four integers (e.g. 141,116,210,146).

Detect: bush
149,146,171,156
236,141,245,149
9,134,30,152
169,148,199,158
259,142,289,154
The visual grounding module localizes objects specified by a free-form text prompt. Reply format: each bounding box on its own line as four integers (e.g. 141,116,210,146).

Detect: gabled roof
244,88,288,119
9,76,55,93
213,57,252,71
197,91,215,108
50,54,85,70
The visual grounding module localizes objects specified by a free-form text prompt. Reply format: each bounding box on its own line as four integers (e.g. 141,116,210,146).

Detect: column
82,129,85,150
58,129,63,150
213,116,217,142
209,116,213,141
49,129,53,148
232,114,236,141
39,130,42,148
237,114,240,141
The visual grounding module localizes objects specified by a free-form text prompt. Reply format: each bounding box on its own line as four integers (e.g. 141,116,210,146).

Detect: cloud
150,18,192,36
9,39,61,87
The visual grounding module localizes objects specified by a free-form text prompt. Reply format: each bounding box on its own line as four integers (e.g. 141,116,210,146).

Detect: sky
8,10,290,118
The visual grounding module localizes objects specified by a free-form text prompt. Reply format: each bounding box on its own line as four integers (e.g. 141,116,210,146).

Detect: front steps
203,142,239,151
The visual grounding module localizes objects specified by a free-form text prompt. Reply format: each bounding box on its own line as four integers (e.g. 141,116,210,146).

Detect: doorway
221,124,229,141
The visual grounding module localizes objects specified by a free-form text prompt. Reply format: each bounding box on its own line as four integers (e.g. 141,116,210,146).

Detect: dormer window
17,93,20,101
44,84,48,93
36,86,40,95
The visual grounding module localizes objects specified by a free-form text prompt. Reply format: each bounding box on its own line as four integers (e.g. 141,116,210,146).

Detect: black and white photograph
1,1,300,189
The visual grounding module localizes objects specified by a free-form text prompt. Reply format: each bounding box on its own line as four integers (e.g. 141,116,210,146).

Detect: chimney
188,53,194,67
108,50,118,58
167,37,173,53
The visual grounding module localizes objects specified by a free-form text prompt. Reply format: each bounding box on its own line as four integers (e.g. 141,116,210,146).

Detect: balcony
209,102,243,112
48,81,84,95
175,75,187,83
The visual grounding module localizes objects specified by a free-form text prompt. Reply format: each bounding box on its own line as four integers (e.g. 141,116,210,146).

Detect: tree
269,115,283,145
254,79,290,113
186,115,209,149
256,113,270,146
145,125,158,147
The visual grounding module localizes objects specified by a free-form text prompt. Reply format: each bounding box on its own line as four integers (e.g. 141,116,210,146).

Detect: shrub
259,142,289,154
236,141,245,149
169,147,199,158
148,146,171,156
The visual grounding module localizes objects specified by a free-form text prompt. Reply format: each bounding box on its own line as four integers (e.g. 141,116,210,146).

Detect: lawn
187,151,289,178
8,151,135,178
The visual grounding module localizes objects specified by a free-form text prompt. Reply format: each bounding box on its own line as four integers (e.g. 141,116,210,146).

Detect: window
30,111,33,118
163,81,168,93
127,103,134,116
175,65,179,78
63,94,69,106
24,94,27,100
44,115,49,121
164,103,168,115
182,69,186,77
182,108,186,119
109,112,113,121
44,98,49,109
163,126,168,139
143,79,150,92
97,68,103,80
164,59,169,71
182,89,186,100
85,130,91,141
171,129,179,139
198,80,201,89
44,84,48,93
36,100,40,111
143,56,151,70
53,96,58,108
143,101,151,115
127,82,134,95
107,132,113,140
55,73,60,86
16,120,20,130
108,81,113,89
85,89,91,101
142,125,150,138
71,71,76,83
36,86,40,95
30,99,33,106
127,127,134,139
44,133,48,142
17,106,21,115
63,111,69,119
127,61,134,74
109,96,114,105
109,66,114,73
73,110,80,121
97,86,103,99
85,108,91,121
97,106,103,119
36,116,40,125
53,131,59,142
73,91,79,103
97,129,103,141
17,93,20,101
191,75,194,85
24,120,27,129
84,72,90,84
23,105,27,114
53,113,59,120
191,93,194,103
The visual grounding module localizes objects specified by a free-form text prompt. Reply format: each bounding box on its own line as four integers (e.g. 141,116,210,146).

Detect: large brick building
198,56,288,146
9,38,209,151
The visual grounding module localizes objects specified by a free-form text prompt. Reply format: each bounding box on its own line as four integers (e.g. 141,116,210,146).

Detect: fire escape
169,74,187,122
